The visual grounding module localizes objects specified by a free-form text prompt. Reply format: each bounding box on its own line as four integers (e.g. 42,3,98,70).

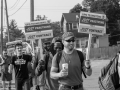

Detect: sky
0,0,82,30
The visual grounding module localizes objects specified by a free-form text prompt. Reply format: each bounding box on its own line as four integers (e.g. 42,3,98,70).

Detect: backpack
98,54,120,90
56,50,87,78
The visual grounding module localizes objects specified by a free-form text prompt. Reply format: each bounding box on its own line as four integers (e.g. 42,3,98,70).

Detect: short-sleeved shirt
11,54,32,79
52,50,83,86
1,55,12,81
1,55,11,73
45,52,59,90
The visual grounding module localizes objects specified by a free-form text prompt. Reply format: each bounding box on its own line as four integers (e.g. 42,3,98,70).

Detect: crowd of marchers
1,32,120,90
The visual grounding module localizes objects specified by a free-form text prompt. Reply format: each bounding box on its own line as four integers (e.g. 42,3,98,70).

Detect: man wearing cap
50,32,92,90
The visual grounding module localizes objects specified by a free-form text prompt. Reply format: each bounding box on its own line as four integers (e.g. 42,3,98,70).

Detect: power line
8,0,20,10
8,0,27,16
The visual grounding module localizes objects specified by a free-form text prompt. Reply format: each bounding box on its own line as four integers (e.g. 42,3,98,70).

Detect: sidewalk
83,60,110,90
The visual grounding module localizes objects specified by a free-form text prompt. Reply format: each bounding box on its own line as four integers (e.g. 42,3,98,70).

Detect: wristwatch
85,66,91,69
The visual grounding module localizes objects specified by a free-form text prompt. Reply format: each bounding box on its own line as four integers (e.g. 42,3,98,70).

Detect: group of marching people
0,32,93,90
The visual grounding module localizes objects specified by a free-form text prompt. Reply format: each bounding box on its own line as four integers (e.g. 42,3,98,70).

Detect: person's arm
0,55,4,66
83,60,92,76
118,54,120,78
35,62,45,76
8,64,13,73
35,54,46,76
50,54,68,79
8,56,15,73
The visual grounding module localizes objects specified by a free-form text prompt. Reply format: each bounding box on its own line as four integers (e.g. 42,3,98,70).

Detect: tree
69,3,88,13
82,0,120,46
4,19,25,44
51,22,62,37
35,15,47,21
82,0,94,8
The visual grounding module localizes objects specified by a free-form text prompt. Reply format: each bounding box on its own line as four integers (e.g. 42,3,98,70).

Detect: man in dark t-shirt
8,43,32,90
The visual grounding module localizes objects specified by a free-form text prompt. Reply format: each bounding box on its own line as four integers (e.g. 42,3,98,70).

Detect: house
60,13,109,49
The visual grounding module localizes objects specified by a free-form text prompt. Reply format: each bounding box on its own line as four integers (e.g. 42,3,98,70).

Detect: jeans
15,78,30,90
58,84,84,90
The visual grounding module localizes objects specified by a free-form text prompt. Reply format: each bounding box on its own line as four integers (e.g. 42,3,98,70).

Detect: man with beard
50,32,92,90
0,49,12,90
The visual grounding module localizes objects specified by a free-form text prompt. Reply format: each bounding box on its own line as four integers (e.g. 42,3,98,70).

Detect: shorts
15,78,30,90
1,72,12,81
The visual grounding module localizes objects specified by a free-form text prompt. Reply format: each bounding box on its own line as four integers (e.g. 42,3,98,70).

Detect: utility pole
1,0,3,54
5,0,10,42
30,0,34,21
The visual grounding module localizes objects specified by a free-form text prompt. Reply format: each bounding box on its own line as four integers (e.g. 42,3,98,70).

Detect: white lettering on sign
25,20,49,26
25,30,53,40
82,18,104,24
79,26,104,35
81,12,105,19
80,28,103,33
34,25,51,29
26,27,35,32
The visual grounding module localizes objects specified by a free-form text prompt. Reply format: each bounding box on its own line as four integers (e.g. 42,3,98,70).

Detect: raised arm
0,55,4,66
35,54,47,76
8,64,13,73
8,56,14,73
118,54,120,78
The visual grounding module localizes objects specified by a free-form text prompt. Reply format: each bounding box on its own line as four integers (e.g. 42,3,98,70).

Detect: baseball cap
62,32,75,40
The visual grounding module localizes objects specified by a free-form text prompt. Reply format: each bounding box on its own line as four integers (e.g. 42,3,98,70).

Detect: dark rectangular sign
25,24,52,33
80,16,105,26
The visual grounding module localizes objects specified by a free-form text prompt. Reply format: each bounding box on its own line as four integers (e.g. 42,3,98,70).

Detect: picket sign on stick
31,40,35,54
25,20,53,90
86,34,92,60
38,39,46,90
78,11,106,60
30,40,39,86
39,39,43,59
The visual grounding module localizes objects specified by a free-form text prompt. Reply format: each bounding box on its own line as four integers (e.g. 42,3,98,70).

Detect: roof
61,13,80,25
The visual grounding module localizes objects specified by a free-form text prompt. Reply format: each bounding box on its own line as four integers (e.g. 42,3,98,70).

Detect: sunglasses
65,39,75,43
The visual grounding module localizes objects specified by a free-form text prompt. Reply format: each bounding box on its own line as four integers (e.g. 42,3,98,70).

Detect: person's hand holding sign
84,60,91,69
0,54,4,66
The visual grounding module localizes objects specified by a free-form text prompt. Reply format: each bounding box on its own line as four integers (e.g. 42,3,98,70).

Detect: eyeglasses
65,39,75,43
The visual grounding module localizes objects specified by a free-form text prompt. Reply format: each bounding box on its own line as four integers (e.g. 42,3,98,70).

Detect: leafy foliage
82,0,120,46
3,19,25,47
69,3,88,13
35,15,47,21
82,0,94,8
51,22,62,37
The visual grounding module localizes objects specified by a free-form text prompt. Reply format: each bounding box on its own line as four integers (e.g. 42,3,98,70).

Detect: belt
63,84,82,89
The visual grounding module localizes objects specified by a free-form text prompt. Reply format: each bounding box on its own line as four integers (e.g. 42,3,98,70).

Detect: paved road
0,60,110,90
83,60,110,90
